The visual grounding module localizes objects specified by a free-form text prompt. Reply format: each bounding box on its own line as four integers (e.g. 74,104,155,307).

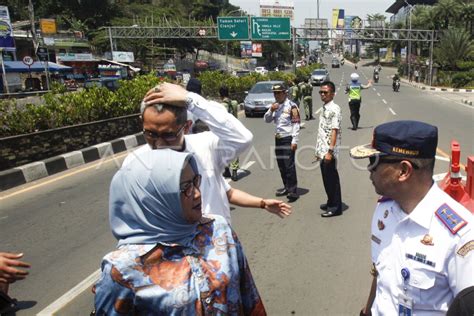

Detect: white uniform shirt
263,98,300,145
123,93,253,223
315,100,342,159
370,184,474,316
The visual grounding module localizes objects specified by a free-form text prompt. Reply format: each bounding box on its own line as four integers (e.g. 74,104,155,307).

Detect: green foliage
451,71,474,88
0,74,161,137
456,60,474,71
434,27,474,70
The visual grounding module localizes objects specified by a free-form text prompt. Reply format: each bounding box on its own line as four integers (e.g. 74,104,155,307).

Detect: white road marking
377,93,381,97
373,88,377,91
241,160,255,170
0,216,8,221
389,107,397,115
315,108,322,115
382,99,387,104
300,122,305,128
37,269,101,316
435,155,450,162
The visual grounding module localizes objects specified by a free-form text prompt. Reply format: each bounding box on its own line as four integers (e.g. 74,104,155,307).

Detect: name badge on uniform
398,293,413,316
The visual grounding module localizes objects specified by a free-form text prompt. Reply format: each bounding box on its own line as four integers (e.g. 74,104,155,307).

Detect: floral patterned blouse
93,215,266,315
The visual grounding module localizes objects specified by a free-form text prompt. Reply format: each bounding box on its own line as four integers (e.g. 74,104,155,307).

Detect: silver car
310,69,330,86
244,80,283,117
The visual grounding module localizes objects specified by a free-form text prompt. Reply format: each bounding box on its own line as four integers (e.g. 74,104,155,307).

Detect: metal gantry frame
106,25,439,85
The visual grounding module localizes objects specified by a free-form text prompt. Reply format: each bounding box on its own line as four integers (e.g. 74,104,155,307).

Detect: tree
434,27,473,70
433,0,461,29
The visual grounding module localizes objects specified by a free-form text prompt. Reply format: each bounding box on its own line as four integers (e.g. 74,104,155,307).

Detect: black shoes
231,170,238,181
321,207,342,217
320,203,328,210
223,167,231,178
287,192,299,202
275,188,288,196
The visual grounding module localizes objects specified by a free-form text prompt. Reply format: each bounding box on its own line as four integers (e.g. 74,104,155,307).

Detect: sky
229,0,396,26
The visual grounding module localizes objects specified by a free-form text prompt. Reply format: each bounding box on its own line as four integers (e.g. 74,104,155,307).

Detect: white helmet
350,73,359,81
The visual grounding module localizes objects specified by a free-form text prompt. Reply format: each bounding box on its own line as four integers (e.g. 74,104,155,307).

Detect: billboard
260,0,294,20
40,19,57,34
240,41,252,58
112,51,135,63
304,18,328,39
252,43,262,57
332,9,345,29
0,6,14,51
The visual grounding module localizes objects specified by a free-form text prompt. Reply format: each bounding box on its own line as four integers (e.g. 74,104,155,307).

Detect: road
1,58,473,315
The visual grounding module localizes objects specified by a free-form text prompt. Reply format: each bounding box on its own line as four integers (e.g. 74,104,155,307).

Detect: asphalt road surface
1,58,473,315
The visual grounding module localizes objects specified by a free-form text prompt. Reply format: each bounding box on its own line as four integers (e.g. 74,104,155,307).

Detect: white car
254,66,268,75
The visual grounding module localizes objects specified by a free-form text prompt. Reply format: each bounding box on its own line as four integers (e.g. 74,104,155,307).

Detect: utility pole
317,0,320,19
28,0,38,50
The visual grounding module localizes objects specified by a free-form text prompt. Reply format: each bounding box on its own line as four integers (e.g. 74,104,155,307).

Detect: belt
275,133,291,139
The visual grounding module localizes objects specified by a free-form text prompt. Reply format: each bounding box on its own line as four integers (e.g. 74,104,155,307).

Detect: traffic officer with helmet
345,73,372,130
351,120,474,316
264,83,301,202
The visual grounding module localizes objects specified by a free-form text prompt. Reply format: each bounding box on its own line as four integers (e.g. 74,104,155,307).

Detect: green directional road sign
217,17,249,40
251,17,291,40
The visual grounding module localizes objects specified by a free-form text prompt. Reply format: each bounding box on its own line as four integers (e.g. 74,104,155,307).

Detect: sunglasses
368,156,419,172
180,174,202,197
142,125,185,142
318,90,331,95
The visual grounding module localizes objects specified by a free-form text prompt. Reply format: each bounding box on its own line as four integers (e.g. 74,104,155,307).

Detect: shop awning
3,61,72,73
100,59,140,73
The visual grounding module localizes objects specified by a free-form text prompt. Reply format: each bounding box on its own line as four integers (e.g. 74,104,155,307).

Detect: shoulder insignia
290,105,301,123
435,203,467,234
457,240,474,257
377,196,392,203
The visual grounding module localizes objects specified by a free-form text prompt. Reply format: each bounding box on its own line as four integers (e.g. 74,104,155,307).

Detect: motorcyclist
392,73,401,92
345,73,372,131
373,67,380,83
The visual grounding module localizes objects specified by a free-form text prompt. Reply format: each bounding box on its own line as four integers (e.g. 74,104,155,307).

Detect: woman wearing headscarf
94,149,265,315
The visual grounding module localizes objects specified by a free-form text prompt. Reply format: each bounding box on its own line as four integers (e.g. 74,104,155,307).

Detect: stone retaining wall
0,114,141,171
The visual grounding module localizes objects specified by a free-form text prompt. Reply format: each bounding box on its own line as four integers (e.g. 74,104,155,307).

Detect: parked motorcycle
393,79,400,92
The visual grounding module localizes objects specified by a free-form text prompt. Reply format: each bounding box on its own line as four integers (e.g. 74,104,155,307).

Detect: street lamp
404,0,414,79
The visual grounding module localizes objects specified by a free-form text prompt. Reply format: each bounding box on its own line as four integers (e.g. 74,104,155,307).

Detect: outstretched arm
0,252,30,284
226,188,292,218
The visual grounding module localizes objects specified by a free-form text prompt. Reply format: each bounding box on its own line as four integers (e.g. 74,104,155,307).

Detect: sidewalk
400,78,473,106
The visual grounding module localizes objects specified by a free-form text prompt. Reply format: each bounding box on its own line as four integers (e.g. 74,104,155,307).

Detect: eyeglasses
319,90,331,95
368,156,419,172
142,125,185,142
180,174,202,197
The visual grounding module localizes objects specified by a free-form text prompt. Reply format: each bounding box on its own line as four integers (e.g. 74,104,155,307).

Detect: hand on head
143,83,189,108
0,252,30,284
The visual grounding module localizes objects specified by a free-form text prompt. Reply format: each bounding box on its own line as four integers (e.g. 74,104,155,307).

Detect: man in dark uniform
264,83,301,202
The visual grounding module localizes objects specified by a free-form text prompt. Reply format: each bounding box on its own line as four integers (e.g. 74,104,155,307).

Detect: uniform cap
350,120,438,159
271,83,288,92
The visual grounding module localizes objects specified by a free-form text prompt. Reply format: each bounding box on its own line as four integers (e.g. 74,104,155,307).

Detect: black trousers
320,158,342,211
275,136,297,194
349,99,361,129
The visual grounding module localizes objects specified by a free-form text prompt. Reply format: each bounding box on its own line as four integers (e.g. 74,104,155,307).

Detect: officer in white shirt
351,120,474,316
264,83,301,202
123,83,292,224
